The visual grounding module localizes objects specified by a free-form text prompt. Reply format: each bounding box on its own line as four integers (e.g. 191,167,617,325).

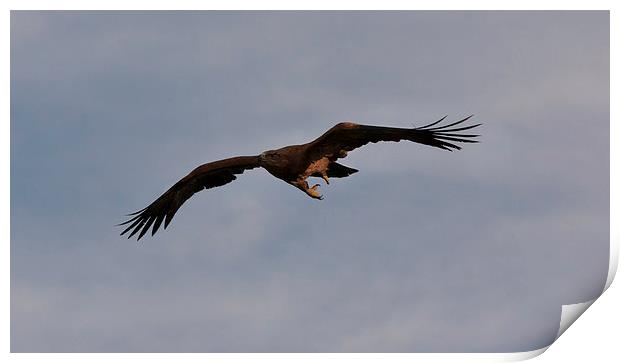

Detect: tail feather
327,162,358,178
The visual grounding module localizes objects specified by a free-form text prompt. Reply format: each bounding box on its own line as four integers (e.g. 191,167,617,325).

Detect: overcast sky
11,11,609,352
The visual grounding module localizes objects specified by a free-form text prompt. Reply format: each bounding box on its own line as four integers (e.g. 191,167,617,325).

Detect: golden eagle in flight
119,115,480,240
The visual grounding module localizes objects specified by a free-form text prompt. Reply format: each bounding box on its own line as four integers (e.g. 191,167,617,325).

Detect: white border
4,1,616,361
0,1,616,11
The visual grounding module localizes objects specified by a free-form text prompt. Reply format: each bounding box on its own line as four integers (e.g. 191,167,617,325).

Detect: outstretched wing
118,155,260,240
306,115,480,162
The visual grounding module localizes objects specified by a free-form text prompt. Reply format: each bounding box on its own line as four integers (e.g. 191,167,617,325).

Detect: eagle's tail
327,162,359,178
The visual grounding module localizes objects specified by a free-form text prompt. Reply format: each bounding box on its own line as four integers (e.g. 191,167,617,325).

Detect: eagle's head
259,150,282,165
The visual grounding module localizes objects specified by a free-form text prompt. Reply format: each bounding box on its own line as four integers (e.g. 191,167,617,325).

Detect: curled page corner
556,299,596,339
552,235,618,342
505,346,549,361
514,237,618,360
510,298,600,361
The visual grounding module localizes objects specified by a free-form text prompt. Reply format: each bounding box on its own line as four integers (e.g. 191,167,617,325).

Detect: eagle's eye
260,151,279,161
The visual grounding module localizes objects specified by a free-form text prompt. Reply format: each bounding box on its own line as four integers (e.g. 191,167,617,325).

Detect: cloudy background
11,11,609,352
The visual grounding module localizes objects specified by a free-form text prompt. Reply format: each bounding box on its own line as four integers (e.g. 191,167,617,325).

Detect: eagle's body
119,116,480,240
259,129,360,199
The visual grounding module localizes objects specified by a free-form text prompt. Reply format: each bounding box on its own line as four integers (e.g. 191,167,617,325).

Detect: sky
10,11,609,352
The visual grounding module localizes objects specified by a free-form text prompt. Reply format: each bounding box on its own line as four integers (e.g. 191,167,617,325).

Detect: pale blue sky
11,11,609,352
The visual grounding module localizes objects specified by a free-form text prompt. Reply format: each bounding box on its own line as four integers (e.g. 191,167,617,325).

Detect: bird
119,115,480,240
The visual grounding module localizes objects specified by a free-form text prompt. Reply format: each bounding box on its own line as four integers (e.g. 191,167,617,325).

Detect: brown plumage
119,115,480,240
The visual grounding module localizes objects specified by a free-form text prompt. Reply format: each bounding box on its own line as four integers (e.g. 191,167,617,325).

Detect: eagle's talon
306,184,323,199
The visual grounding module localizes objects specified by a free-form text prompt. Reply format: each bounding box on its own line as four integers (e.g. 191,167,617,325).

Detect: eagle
119,115,480,240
